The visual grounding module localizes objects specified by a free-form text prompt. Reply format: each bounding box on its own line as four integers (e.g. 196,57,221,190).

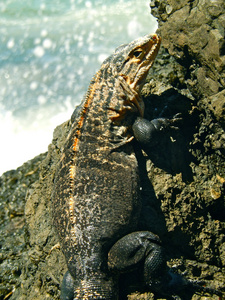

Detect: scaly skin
52,34,161,299
52,33,222,300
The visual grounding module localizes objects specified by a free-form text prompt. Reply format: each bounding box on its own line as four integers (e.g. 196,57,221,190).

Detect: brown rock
1,1,225,299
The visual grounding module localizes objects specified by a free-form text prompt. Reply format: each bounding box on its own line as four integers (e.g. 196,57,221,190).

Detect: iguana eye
133,49,143,58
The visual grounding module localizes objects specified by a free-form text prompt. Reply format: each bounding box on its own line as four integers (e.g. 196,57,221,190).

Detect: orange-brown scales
52,34,160,300
52,33,222,300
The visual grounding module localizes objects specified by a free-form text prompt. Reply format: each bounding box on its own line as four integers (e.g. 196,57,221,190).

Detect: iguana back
52,34,161,299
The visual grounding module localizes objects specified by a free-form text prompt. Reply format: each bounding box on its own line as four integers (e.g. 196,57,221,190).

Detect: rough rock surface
1,1,225,299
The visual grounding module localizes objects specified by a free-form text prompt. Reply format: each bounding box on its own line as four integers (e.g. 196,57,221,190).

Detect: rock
1,1,225,299
0,153,46,299
150,0,225,99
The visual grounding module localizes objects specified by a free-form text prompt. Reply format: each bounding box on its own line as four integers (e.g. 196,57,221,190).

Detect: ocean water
0,0,157,175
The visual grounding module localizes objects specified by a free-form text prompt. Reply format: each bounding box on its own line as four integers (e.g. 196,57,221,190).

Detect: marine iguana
52,33,221,299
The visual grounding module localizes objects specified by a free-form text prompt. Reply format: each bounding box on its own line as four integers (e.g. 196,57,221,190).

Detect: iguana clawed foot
132,113,182,148
108,231,222,299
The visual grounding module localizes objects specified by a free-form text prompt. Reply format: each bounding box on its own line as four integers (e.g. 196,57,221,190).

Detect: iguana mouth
130,33,161,91
108,34,161,121
120,34,161,117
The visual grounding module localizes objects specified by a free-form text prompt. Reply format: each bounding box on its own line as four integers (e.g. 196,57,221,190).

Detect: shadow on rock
143,88,199,182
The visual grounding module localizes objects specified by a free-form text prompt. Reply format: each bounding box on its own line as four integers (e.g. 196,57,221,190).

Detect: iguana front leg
132,114,182,148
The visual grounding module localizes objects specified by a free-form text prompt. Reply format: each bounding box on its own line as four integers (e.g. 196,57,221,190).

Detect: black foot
148,269,222,299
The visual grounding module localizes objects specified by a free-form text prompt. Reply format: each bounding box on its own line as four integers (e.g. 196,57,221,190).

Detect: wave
0,0,157,175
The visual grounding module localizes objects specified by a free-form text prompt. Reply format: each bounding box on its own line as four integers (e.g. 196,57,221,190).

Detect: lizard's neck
77,68,139,147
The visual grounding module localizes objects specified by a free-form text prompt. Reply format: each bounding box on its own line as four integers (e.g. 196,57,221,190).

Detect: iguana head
107,33,161,92
104,34,161,120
